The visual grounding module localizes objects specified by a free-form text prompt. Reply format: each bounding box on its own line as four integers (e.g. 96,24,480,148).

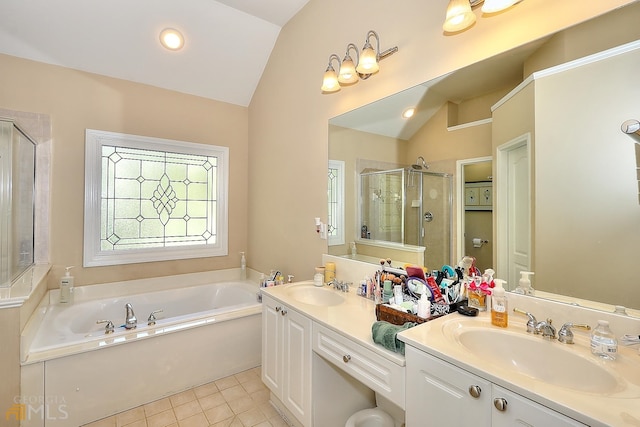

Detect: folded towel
372,320,417,355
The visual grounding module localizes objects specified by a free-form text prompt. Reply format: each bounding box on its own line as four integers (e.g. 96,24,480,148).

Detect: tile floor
83,367,289,427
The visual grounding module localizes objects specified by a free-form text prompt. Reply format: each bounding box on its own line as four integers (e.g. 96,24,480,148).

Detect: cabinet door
405,347,491,426
491,385,587,427
261,295,283,396
282,306,312,427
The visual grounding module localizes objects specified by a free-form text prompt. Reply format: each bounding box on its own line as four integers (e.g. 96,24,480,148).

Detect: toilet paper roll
473,238,482,248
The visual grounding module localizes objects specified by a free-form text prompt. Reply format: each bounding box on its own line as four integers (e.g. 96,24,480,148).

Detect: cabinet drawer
313,323,405,409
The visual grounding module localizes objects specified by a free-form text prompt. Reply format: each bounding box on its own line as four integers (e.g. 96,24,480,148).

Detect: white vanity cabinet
261,294,312,426
405,346,587,427
313,323,405,409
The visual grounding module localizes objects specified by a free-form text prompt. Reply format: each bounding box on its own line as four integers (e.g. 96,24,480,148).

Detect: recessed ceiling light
402,107,416,119
159,28,184,51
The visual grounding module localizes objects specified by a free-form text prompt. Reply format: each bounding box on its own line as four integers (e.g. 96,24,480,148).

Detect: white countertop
261,282,406,367
398,310,640,427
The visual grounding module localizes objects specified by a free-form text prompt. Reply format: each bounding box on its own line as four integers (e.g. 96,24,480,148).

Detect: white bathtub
20,270,263,427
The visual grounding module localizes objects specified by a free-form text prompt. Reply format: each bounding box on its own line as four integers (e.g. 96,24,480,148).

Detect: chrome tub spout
125,303,137,329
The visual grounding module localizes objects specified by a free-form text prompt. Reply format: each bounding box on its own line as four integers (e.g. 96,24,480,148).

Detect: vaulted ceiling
0,0,311,107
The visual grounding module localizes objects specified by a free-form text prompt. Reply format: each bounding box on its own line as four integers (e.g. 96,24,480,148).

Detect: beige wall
0,54,249,288
534,48,640,307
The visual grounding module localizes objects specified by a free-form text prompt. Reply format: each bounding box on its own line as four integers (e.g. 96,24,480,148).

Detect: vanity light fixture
443,0,525,33
443,0,477,33
338,43,360,85
159,28,184,51
321,30,398,94
321,54,342,93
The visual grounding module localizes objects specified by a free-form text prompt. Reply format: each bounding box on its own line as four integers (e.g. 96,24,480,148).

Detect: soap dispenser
239,252,247,280
514,271,535,295
491,279,508,327
60,266,74,303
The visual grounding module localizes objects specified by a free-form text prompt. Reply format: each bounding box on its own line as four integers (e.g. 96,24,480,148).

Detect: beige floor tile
173,400,202,421
234,369,256,384
237,407,267,426
249,367,261,378
122,420,148,427
169,389,197,407
220,384,248,402
209,418,234,427
199,391,227,411
146,409,177,427
228,417,244,427
257,402,278,419
249,389,270,404
204,403,234,425
193,382,218,399
215,376,240,391
83,416,116,427
241,378,266,394
227,396,254,415
144,398,172,418
176,412,209,427
117,406,146,426
268,416,288,427
253,422,272,427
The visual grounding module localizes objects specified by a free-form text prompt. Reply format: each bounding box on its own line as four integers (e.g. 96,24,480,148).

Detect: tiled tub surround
20,269,263,427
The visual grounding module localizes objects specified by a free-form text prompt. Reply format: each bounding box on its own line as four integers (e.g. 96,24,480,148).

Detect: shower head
411,156,429,170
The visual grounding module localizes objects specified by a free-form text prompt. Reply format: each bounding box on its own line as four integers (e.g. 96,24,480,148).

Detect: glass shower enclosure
360,167,452,269
0,118,36,287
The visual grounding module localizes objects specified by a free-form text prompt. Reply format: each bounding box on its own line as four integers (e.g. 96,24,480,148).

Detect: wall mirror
328,3,640,313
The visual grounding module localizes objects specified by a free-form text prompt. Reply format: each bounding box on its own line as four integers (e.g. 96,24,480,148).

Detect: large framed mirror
328,3,640,312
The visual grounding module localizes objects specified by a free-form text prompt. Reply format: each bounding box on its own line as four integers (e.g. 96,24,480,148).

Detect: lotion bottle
60,266,74,303
239,252,247,280
491,279,508,327
417,293,431,319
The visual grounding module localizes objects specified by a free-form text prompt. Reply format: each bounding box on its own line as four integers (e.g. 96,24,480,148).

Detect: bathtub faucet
125,303,137,329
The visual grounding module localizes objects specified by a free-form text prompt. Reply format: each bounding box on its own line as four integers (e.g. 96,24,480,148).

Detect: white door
497,134,531,287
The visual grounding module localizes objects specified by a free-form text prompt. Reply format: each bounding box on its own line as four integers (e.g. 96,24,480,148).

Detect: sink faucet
125,303,137,329
513,308,537,333
535,318,556,339
558,322,591,344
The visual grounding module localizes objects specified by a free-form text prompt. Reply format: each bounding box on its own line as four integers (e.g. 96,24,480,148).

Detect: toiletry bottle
60,266,74,303
350,241,357,257
417,293,431,319
590,320,617,360
240,252,247,280
514,271,535,295
491,279,508,327
324,262,336,284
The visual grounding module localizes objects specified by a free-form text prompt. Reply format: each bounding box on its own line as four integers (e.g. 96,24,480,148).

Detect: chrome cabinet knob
343,354,351,363
280,309,287,316
468,385,482,398
493,398,508,412
275,306,281,312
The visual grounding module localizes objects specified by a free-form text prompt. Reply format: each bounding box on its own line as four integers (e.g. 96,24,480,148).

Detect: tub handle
148,310,163,326
96,320,115,334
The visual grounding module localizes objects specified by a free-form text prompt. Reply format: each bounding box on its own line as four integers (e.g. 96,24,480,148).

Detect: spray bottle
514,271,535,295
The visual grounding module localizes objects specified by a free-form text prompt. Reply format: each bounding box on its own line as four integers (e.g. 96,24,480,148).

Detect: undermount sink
286,285,345,306
443,321,622,394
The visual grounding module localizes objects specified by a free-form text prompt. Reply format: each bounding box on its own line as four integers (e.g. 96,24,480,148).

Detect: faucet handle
148,309,163,325
96,319,115,334
513,308,537,333
558,322,591,344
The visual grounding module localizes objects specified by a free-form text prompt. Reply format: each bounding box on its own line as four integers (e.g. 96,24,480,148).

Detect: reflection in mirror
358,160,452,269
328,3,640,313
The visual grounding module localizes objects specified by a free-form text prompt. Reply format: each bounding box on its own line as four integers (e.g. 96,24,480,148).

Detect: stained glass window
84,130,228,266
